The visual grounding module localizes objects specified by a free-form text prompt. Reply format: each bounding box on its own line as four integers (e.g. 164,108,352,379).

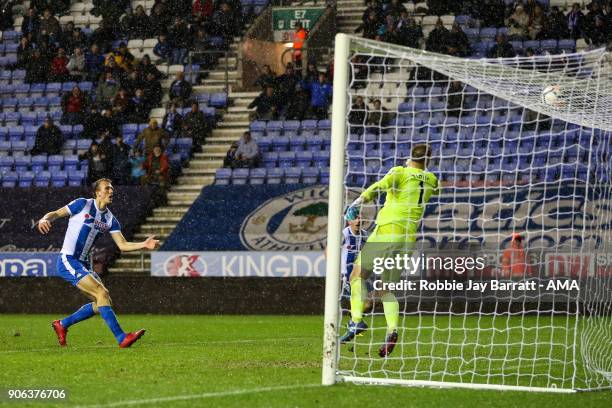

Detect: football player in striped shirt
38,178,159,348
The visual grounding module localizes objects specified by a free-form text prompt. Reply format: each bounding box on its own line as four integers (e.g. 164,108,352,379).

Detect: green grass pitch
0,315,610,407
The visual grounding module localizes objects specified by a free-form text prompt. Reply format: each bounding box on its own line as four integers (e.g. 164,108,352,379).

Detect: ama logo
163,254,207,277
0,258,47,277
240,186,376,251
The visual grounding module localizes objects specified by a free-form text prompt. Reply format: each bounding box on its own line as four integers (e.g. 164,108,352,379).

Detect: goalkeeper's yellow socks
350,278,366,324
382,292,399,334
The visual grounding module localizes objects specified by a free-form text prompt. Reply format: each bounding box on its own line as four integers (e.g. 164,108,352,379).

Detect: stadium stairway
109,47,258,274
336,0,367,34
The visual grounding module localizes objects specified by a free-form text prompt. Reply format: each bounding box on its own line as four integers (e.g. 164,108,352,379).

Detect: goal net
322,34,612,392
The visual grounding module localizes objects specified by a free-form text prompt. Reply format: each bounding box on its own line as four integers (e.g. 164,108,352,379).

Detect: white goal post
322,33,612,392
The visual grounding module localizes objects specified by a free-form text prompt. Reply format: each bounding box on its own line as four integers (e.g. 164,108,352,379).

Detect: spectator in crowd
446,80,465,117
130,148,146,184
285,83,310,121
349,95,367,134
90,19,116,52
396,13,422,48
63,26,88,55
61,86,89,125
135,119,169,155
169,72,193,107
150,3,171,36
587,15,609,46
211,2,235,48
567,3,585,40
25,49,49,83
143,145,170,189
447,23,471,57
426,18,450,53
223,141,238,168
248,86,277,120
365,99,390,132
143,72,164,108
34,0,69,15
255,65,276,90
91,0,128,29
548,6,570,39
527,5,546,40
67,47,86,81
479,0,505,27
15,36,33,69
106,42,135,72
386,0,406,19
302,72,333,120
21,7,40,36
162,104,183,137
111,134,132,185
80,141,108,185
232,131,260,168
501,233,533,278
128,88,151,123
506,3,530,40
85,43,106,82
50,47,69,82
274,64,301,113
38,8,60,43
122,5,150,39
182,101,210,149
169,16,191,64
293,21,308,69
121,69,142,95
96,72,121,109
112,88,131,122
356,9,382,39
154,34,173,63
82,106,103,139
193,0,214,22
31,116,64,156
137,54,165,81
487,33,516,58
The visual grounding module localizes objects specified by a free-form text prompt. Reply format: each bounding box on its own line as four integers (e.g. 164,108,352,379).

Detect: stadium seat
249,168,266,185
256,136,271,152
289,136,306,151
215,168,232,185
64,155,80,172
0,140,9,153
209,93,227,108
262,152,278,168
271,136,290,152
45,83,62,96
301,120,318,132
320,167,330,184
34,171,51,187
2,171,17,187
312,150,330,167
15,83,30,99
51,171,68,187
302,167,319,184
266,168,283,184
231,168,250,185
14,156,31,172
68,170,85,186
285,168,301,184
277,151,296,168
0,155,14,172
48,155,64,172
18,171,35,188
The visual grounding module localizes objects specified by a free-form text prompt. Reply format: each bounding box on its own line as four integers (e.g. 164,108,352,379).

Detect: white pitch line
75,383,321,408
0,336,317,354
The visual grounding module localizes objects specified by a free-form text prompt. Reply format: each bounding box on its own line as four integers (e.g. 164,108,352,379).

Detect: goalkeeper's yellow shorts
353,222,417,282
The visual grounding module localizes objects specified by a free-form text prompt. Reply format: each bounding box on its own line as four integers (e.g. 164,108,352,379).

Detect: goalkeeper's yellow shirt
360,166,439,229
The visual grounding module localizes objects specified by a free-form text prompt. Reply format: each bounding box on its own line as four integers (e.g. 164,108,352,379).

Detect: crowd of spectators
357,0,612,56
8,1,240,189
249,62,333,122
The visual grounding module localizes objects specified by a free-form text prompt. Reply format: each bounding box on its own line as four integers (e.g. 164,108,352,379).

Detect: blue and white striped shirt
61,198,121,263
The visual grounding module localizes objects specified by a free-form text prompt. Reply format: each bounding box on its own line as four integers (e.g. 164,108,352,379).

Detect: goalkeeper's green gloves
345,197,364,221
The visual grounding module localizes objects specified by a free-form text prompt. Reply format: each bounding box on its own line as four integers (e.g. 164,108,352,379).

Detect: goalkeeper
340,144,439,357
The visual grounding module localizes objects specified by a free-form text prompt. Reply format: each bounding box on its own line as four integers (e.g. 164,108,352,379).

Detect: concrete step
170,183,205,192
207,136,241,144
134,232,169,240
208,70,240,80
212,128,248,137
222,112,251,121
194,84,227,93
188,160,223,169
182,168,217,176
227,106,255,113
153,205,190,213
176,176,215,185
167,191,201,200
145,216,183,223
194,151,226,159
140,224,177,233
233,98,256,107
230,91,260,98
217,120,250,128
202,145,229,154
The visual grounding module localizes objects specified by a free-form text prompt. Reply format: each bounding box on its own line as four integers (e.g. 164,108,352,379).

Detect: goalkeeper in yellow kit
340,144,439,357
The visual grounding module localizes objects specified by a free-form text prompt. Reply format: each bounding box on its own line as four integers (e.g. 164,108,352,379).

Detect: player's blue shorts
56,254,98,286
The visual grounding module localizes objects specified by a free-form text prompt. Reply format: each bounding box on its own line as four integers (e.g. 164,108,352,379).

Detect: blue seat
250,121,266,133
21,112,36,125
283,120,301,133
305,136,323,152
15,83,31,98
479,27,497,40
59,125,73,138
30,83,46,98
541,39,558,52
47,155,64,172
68,170,85,186
266,120,284,133
318,119,331,130
76,139,92,152
249,168,266,185
62,82,77,93
48,96,62,109
277,151,296,168
256,136,271,152
72,124,83,138
3,98,17,111
209,92,227,108
0,140,10,153
4,112,21,126
0,155,14,172
34,171,51,187
463,27,479,41
14,156,31,172
262,151,278,168
312,150,329,167
231,168,250,185
0,70,10,84
18,171,35,188
51,171,67,187
302,167,319,184
301,120,318,131
33,97,49,112
2,31,22,42
18,97,34,113
31,155,47,172
320,167,330,184
271,136,290,152
78,81,93,94
295,151,313,167
122,123,139,135
524,40,540,51
11,140,27,152
2,171,17,187
289,136,306,151
266,168,284,184
285,168,301,183
45,83,62,96
12,70,25,82
8,126,24,141
64,155,80,172
558,39,576,53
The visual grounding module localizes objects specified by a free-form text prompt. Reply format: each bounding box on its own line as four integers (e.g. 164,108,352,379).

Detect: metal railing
186,50,238,95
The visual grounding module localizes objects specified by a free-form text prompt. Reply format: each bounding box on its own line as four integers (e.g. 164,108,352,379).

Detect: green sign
272,7,325,42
